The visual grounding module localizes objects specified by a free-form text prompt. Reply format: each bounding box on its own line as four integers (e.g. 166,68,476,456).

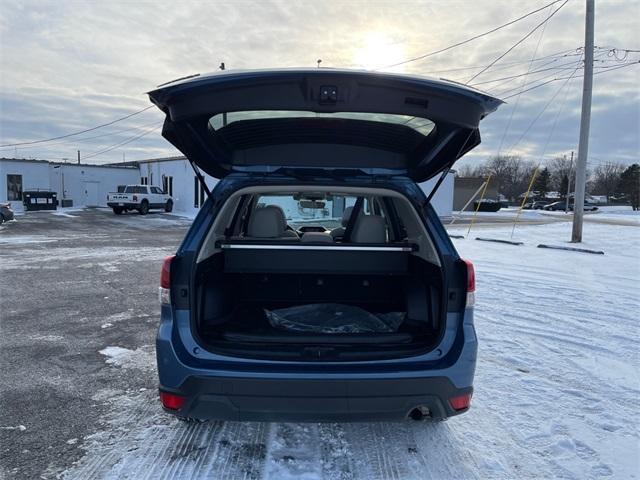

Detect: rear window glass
124,186,147,194
209,111,435,136
253,193,385,231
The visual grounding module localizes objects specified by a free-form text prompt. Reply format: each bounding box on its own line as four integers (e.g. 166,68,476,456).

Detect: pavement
0,206,635,479
0,208,191,479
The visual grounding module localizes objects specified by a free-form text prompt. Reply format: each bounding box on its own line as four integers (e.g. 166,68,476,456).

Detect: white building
0,158,138,211
136,156,454,219
1,156,454,218
137,156,218,217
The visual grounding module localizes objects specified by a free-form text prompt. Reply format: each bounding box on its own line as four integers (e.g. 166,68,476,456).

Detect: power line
486,49,615,94
380,0,566,69
536,58,581,165
0,105,155,148
500,60,639,99
417,48,581,76
82,125,160,161
495,53,632,97
417,45,618,78
0,120,161,153
466,0,570,84
471,60,580,86
495,8,552,158
504,58,583,156
472,56,629,88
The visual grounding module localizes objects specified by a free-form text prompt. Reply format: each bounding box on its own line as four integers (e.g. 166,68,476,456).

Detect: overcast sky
0,0,638,171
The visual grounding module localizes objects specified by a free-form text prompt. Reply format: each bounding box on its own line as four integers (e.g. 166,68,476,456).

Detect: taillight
449,392,472,411
159,255,175,304
462,259,475,307
159,391,185,410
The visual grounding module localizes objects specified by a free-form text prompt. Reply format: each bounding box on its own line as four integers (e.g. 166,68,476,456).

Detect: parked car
106,185,173,215
473,199,502,212
0,202,15,224
149,69,502,422
531,200,550,210
543,201,569,211
543,201,599,212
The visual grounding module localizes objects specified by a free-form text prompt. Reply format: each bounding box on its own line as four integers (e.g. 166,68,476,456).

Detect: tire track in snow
186,421,225,478
341,423,415,480
263,423,323,479
153,420,204,479
212,421,267,480
318,423,356,480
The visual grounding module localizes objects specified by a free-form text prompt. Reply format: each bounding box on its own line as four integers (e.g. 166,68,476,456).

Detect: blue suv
149,69,501,422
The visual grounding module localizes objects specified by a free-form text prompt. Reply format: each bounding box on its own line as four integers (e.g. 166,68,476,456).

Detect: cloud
1,0,638,166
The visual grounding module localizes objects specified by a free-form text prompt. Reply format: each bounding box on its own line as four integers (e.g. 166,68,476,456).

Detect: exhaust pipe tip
408,406,431,421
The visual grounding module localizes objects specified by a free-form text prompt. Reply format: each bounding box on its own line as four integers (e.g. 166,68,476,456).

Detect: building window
7,174,22,201
162,176,173,196
141,176,148,185
194,176,207,208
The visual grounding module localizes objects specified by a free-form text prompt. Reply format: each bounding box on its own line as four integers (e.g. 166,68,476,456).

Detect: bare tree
454,163,484,177
548,155,574,194
590,162,626,199
482,155,536,201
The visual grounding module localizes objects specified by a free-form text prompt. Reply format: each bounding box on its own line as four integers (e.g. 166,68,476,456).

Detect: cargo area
193,244,444,361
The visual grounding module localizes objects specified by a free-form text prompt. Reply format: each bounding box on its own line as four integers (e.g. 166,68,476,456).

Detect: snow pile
99,346,155,371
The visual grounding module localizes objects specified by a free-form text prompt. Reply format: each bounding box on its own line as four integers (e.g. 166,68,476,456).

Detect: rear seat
246,205,299,240
300,232,333,243
351,215,387,243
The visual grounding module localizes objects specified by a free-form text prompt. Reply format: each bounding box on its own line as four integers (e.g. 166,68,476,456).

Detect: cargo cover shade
148,69,503,182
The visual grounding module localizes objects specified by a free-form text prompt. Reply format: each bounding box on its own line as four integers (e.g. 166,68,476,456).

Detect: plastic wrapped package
265,303,405,334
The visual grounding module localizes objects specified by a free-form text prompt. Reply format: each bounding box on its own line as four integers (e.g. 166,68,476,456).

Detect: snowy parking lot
1,208,638,479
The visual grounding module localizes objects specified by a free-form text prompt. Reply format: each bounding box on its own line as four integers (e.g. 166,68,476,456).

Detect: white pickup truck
107,184,173,215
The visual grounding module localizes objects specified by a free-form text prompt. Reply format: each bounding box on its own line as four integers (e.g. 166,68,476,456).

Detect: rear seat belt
342,197,364,243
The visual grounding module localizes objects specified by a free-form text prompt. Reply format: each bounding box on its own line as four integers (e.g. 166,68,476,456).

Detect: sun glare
352,33,406,72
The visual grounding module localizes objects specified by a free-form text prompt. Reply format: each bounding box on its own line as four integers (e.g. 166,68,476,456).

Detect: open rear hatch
149,69,499,361
148,68,502,182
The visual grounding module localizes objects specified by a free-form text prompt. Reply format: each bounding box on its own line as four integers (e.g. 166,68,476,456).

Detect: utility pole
571,0,595,242
565,151,574,213
77,150,81,164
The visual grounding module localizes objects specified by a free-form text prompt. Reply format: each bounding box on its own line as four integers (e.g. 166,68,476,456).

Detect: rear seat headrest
301,232,333,243
351,215,387,243
247,205,287,238
341,206,354,227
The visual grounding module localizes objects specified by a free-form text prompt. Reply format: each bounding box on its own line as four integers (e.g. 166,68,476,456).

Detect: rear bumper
107,202,139,209
160,375,471,422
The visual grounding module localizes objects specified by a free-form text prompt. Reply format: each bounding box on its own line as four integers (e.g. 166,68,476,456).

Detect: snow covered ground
60,220,639,480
